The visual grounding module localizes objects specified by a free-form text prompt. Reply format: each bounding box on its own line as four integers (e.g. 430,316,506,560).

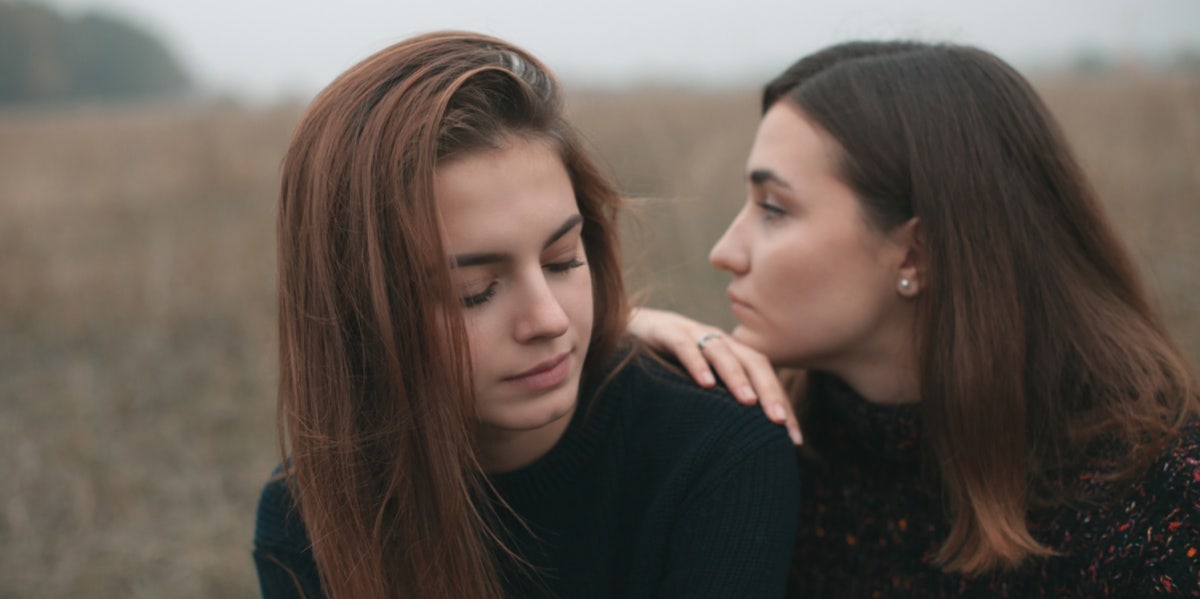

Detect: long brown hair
275,31,627,598
767,42,1197,575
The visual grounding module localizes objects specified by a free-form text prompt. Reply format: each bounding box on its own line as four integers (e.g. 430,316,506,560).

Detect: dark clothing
254,355,799,598
791,375,1200,597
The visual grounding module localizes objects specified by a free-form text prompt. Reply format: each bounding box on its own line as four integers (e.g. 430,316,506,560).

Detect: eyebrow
450,213,584,268
747,168,792,188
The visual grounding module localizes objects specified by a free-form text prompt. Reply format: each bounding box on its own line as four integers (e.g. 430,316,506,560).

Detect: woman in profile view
631,41,1200,596
252,31,798,599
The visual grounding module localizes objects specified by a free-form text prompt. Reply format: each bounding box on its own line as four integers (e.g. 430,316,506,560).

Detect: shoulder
1116,421,1200,592
606,353,763,419
1093,422,1200,546
1097,422,1200,525
1142,420,1200,506
253,467,324,598
254,467,312,553
602,352,796,462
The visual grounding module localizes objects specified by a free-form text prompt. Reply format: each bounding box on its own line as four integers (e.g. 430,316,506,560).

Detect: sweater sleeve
655,423,800,599
253,476,325,599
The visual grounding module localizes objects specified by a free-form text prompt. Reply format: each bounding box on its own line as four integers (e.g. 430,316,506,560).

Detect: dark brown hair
275,31,627,598
767,41,1197,575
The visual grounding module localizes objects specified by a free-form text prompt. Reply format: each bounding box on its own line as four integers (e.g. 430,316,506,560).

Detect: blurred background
1,0,1197,596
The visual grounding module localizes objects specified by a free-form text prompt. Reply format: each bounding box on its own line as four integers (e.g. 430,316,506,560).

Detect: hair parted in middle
765,41,1197,576
275,31,628,598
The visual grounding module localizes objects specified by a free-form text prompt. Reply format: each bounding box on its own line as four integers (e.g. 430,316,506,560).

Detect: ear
891,217,923,298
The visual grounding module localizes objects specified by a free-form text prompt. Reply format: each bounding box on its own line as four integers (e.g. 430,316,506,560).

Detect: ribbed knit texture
253,354,799,598
790,375,1200,597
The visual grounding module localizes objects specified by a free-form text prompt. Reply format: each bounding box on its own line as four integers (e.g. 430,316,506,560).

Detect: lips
503,351,572,392
506,352,569,379
727,288,753,311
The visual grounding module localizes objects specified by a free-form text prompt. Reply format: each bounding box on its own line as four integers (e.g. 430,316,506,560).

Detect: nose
709,204,751,275
513,270,571,343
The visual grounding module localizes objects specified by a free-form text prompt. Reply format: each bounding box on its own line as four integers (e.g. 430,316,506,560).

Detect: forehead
434,137,577,251
746,102,838,180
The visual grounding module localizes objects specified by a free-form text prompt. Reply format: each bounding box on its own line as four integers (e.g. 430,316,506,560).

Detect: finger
764,399,802,446
702,340,759,405
731,344,803,445
672,338,717,388
785,412,803,446
737,351,786,421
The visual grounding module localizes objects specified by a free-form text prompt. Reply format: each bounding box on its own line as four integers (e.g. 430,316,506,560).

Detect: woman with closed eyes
252,31,798,599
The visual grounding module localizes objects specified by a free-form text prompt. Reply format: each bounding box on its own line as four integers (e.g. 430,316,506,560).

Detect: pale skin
437,136,595,473
628,102,925,445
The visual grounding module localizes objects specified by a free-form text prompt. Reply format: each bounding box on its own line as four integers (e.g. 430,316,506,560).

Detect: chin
519,398,575,430
732,327,804,369
485,385,578,432
732,325,774,354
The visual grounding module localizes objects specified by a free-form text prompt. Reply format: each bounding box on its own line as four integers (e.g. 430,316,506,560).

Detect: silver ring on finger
697,332,723,350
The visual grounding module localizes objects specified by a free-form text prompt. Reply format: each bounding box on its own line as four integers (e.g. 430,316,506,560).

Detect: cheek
462,311,501,378
756,229,829,293
568,269,596,335
756,226,879,319
775,242,898,335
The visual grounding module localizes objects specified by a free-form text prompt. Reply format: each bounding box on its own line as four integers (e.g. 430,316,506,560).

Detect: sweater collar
820,375,923,463
485,353,626,504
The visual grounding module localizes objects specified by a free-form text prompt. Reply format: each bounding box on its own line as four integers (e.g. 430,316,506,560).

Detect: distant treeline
0,1,190,105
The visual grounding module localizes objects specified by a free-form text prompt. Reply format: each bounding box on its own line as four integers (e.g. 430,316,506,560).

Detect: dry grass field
1,73,1197,597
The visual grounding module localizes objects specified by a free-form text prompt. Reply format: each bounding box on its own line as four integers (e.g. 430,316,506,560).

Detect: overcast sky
43,0,1200,103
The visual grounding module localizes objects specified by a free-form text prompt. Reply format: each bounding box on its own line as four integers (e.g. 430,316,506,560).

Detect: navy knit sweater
253,355,799,598
790,374,1200,597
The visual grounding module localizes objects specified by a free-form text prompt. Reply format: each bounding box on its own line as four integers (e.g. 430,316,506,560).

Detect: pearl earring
899,278,913,292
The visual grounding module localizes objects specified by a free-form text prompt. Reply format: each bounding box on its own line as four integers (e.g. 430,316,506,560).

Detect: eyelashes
756,199,787,222
459,258,586,308
461,284,498,308
545,258,585,273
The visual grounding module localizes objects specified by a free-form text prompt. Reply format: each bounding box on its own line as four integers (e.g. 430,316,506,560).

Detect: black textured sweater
790,375,1200,597
253,355,799,598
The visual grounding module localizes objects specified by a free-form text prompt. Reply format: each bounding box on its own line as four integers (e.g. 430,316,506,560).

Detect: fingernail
740,386,757,401
790,428,803,445
699,372,715,386
770,404,786,421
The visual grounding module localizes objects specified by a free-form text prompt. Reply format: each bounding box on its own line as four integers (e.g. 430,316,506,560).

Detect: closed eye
461,283,498,308
546,258,585,274
460,258,582,308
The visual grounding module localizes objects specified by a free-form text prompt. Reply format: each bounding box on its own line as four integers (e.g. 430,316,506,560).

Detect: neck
836,360,920,406
823,332,920,406
829,303,921,406
475,405,576,473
